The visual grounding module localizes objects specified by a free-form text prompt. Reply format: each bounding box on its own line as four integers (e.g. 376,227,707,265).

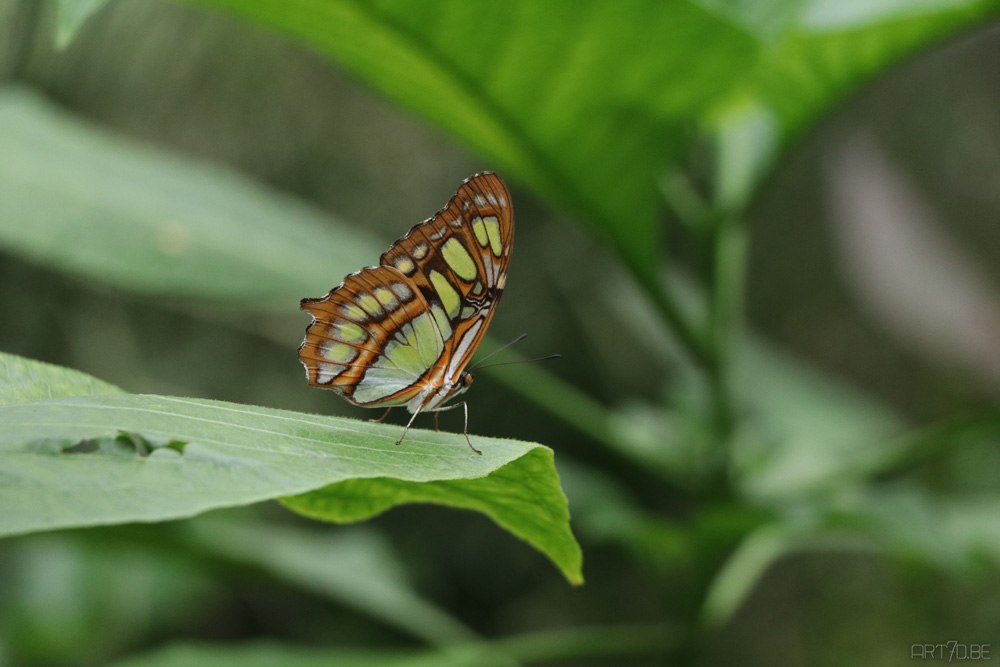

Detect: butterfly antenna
469,333,528,370
473,354,561,370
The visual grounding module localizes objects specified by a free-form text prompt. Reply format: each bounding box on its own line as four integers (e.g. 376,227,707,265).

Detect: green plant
2,0,1000,665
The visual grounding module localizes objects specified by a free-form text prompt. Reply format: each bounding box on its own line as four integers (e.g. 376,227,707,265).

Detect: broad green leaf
282,446,581,585
185,518,477,644
178,0,1000,279
0,352,123,406
0,87,381,307
0,355,581,584
736,0,1000,144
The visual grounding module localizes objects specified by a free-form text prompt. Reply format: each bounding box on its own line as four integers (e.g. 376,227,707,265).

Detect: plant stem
707,213,748,445
630,262,716,373
483,349,618,448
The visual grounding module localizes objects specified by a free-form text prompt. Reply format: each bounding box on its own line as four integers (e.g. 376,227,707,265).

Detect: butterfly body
298,173,513,452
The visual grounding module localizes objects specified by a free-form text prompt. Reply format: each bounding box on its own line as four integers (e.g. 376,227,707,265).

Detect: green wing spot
429,270,460,319
342,304,366,321
471,216,489,247
484,216,503,257
357,294,383,316
335,322,366,343
374,287,398,309
441,238,478,281
409,311,443,367
324,343,356,363
383,339,426,376
431,304,452,341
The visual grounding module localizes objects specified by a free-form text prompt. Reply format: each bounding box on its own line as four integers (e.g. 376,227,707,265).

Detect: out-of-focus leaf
703,487,1000,629
0,354,581,584
179,0,999,280
484,350,617,448
54,0,109,49
731,341,904,499
0,88,381,308
185,518,476,644
0,534,211,666
737,0,1000,143
595,270,904,494
110,643,507,667
696,521,869,629
109,623,676,667
0,352,123,406
557,460,691,567
827,488,1000,572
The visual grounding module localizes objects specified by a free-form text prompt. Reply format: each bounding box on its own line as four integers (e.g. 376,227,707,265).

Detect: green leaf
0,354,582,585
0,533,213,666
0,86,607,464
0,87,381,307
54,0,109,49
177,0,1000,279
737,0,1000,144
109,623,677,667
592,269,904,491
185,518,477,644
702,489,1000,628
824,488,1000,573
0,352,123,406
110,643,503,667
731,340,904,499
284,447,582,585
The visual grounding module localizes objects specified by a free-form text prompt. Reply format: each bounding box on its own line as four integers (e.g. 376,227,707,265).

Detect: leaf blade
0,355,582,584
0,88,381,307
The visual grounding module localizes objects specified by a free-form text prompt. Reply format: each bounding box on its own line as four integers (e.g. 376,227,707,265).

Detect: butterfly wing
380,172,514,385
299,265,444,407
299,172,513,411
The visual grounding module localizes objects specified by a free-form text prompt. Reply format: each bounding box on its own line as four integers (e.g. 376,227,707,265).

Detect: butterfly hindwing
299,265,445,406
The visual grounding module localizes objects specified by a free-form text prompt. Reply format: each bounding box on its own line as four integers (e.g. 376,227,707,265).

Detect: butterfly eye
461,372,474,388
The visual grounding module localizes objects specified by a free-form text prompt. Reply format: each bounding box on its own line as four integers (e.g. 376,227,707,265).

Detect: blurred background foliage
1,0,1000,665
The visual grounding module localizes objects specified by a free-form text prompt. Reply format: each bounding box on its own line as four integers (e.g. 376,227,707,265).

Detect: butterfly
298,172,514,454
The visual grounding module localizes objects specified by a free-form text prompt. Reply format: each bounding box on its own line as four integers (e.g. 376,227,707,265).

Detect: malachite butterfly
298,172,514,454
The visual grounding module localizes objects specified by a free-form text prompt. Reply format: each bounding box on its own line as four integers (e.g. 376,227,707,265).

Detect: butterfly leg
434,411,440,432
396,407,423,446
370,407,393,423
429,401,480,454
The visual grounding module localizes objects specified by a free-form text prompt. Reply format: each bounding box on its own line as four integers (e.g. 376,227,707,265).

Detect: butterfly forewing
299,172,513,413
381,174,514,382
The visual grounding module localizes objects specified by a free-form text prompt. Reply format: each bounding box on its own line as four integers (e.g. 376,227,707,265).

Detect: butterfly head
443,370,474,402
